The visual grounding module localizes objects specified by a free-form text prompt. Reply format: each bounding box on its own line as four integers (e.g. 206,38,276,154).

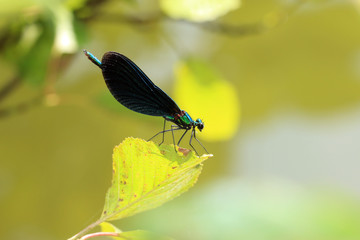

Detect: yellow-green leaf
118,230,174,240
109,230,173,240
160,0,241,22
173,59,241,141
100,222,122,234
97,224,173,240
101,138,212,221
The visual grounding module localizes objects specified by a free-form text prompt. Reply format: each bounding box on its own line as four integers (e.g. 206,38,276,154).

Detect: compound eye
196,119,204,131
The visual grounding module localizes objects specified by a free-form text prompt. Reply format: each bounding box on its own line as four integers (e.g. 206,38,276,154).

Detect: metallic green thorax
180,115,192,125
164,110,203,132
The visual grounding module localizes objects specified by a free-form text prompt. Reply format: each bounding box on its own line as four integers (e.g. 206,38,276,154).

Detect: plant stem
67,218,105,240
79,232,121,240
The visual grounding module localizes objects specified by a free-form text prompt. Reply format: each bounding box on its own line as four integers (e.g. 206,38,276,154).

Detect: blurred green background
1,0,360,239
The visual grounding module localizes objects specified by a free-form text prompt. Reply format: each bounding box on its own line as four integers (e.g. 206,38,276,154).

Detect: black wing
100,52,181,117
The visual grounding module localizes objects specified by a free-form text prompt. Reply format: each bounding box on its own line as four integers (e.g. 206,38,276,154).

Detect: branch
0,75,22,103
81,0,306,37
0,94,42,119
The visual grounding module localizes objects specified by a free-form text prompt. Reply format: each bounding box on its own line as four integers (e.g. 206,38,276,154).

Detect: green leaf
0,0,37,15
160,0,241,22
64,0,88,11
101,137,212,221
18,18,55,86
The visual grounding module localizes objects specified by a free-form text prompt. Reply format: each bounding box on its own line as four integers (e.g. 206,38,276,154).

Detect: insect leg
177,129,188,146
171,125,179,152
193,129,209,154
148,128,176,142
158,119,167,146
189,129,200,156
148,122,182,145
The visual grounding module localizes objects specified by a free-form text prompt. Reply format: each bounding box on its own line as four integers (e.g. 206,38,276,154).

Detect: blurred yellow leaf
160,0,241,22
173,59,240,141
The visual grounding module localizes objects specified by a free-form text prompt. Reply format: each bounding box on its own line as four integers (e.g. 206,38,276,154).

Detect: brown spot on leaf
178,147,191,156
119,198,124,202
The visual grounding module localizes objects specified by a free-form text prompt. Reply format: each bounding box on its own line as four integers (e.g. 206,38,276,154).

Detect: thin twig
68,218,105,240
79,232,125,240
0,94,42,118
0,75,22,103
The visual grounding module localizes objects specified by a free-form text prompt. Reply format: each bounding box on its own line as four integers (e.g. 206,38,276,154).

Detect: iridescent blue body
84,50,208,155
